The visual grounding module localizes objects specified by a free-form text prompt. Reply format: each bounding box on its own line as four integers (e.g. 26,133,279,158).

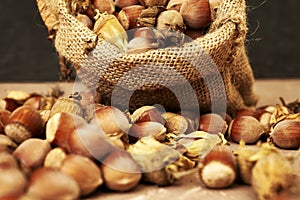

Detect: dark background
0,0,299,82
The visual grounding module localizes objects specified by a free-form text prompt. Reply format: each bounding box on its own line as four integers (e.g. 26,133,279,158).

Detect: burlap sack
36,0,258,116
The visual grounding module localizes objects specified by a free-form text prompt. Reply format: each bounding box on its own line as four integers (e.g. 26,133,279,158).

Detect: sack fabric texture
36,0,259,116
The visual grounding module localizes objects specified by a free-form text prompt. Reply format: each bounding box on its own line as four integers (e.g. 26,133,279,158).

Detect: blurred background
0,0,299,82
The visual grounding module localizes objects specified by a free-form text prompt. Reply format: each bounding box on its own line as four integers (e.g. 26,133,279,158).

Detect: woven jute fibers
36,0,259,116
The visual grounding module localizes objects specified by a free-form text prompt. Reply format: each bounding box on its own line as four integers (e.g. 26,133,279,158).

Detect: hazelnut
46,112,112,159
4,106,44,143
180,0,211,29
128,121,166,143
156,10,186,32
76,13,93,30
0,109,11,134
0,168,27,199
166,0,184,11
235,108,255,117
198,113,228,135
184,28,204,40
115,0,140,8
163,113,190,135
0,152,18,169
27,167,80,200
92,0,115,14
200,145,237,188
228,116,264,144
101,149,142,191
90,106,131,135
13,138,51,171
23,95,47,111
133,27,156,39
131,105,165,125
270,120,300,149
60,154,103,196
138,0,168,7
117,5,144,30
252,109,272,134
5,90,30,102
44,147,67,169
127,37,157,54
0,134,17,153
0,98,21,112
46,112,87,151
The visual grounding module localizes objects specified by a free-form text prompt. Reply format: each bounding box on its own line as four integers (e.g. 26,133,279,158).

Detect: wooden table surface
0,79,299,200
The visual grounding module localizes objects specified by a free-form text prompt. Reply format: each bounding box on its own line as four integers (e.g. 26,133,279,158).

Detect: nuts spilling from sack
64,0,223,53
0,88,300,199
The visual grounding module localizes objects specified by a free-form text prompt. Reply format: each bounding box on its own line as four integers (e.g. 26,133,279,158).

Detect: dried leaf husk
250,143,296,200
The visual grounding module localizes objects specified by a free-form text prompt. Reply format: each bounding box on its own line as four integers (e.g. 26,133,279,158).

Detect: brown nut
163,113,190,135
200,145,237,188
166,0,184,11
138,0,168,7
13,138,51,171
270,120,300,149
76,13,93,30
44,147,67,169
252,109,272,134
0,109,11,134
0,152,18,169
46,112,87,151
131,105,165,125
60,154,103,196
0,98,21,112
4,105,44,143
184,28,204,39
90,106,131,135
117,5,144,30
235,108,255,117
0,168,27,199
46,112,112,159
199,113,228,135
180,0,211,29
115,0,140,8
228,116,264,144
0,134,17,153
101,149,142,191
128,121,166,143
156,10,186,31
127,37,157,54
92,0,115,14
27,167,80,200
23,95,47,111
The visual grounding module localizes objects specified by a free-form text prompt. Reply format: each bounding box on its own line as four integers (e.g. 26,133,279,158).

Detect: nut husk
250,146,295,200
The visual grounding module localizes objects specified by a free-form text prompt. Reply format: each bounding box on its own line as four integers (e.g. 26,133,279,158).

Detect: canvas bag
36,0,258,116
